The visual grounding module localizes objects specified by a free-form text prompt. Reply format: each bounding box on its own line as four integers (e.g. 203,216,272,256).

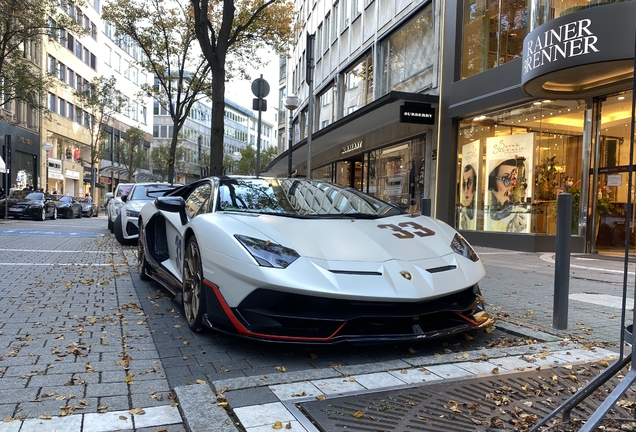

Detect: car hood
222,213,455,262
125,201,148,212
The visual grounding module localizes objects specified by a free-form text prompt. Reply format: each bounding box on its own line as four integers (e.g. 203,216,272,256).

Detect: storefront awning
264,91,439,177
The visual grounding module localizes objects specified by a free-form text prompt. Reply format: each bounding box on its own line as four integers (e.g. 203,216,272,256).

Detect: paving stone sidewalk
0,231,185,432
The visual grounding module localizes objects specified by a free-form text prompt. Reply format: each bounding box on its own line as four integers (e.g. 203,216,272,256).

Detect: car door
164,182,214,280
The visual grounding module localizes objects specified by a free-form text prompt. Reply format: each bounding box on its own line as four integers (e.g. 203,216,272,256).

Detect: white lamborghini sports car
137,176,494,344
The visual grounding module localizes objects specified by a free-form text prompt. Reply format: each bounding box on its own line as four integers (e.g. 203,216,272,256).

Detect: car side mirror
155,196,188,225
121,195,128,202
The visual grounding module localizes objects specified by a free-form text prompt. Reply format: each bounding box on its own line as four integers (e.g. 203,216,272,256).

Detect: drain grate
298,362,636,431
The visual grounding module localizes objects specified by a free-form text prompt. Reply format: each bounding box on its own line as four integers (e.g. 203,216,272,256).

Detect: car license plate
9,207,23,212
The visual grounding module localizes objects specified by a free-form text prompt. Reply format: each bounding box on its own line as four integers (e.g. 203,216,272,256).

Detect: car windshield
25,192,44,201
116,185,133,197
217,178,404,218
130,184,173,201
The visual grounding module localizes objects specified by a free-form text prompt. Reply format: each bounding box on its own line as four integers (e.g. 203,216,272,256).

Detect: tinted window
116,185,133,197
185,183,212,219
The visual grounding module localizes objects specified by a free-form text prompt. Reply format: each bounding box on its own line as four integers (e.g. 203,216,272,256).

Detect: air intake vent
426,265,456,274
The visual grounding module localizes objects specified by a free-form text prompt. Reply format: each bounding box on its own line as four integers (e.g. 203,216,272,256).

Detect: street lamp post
284,95,300,178
231,151,242,175
43,141,52,193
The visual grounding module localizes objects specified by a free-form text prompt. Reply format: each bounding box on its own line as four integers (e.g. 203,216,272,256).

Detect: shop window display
458,99,586,234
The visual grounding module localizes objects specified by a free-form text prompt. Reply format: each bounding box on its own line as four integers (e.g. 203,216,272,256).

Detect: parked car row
0,190,98,220
111,175,495,345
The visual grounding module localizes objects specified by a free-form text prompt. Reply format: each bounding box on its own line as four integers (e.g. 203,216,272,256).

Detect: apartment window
324,14,330,51
67,69,74,87
105,46,111,66
114,53,120,72
131,101,138,121
141,106,147,124
67,102,74,120
58,62,66,81
76,75,82,92
59,98,66,117
90,53,96,70
48,55,56,74
341,0,349,29
75,41,82,58
353,0,362,17
153,125,159,137
380,6,434,94
83,47,89,64
76,108,82,124
91,23,97,39
48,93,56,112
131,67,138,84
104,20,113,39
316,25,323,58
123,61,130,79
67,34,74,52
332,2,339,41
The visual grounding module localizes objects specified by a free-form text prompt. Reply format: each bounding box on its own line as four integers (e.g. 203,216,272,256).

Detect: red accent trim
203,280,346,342
455,311,480,326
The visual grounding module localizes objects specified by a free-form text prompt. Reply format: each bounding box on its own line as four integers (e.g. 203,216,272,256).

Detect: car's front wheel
51,208,57,220
114,214,127,245
36,207,45,221
137,223,151,281
108,216,113,231
183,237,206,331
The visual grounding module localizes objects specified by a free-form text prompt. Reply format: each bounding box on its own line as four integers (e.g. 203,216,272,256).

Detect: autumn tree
234,145,278,175
102,0,213,185
151,143,186,182
119,126,147,182
191,0,294,175
0,0,85,114
74,76,126,198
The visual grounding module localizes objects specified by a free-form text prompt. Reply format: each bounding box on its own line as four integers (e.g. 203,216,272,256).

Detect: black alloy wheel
182,237,206,331
51,207,57,220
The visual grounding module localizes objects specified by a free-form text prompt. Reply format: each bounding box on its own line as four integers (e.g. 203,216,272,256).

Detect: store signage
521,2,636,97
341,141,362,155
400,104,435,125
65,170,80,179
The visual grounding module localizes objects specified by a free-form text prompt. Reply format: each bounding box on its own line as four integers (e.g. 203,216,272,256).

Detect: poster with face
484,133,534,233
458,140,479,230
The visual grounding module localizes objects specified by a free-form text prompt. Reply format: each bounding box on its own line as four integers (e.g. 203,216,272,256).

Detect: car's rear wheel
183,237,205,331
108,216,113,231
88,208,93,217
114,214,127,245
137,223,151,281
51,208,57,220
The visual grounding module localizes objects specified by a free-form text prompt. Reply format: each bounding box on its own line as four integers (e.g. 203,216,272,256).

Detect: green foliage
0,0,86,112
536,156,561,200
119,126,147,181
74,76,126,167
102,0,213,184
190,0,295,180
231,145,278,175
150,142,186,182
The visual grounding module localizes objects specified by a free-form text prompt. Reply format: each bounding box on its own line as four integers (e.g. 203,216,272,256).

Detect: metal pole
3,135,8,220
553,192,572,330
256,103,262,177
287,109,293,177
306,33,315,180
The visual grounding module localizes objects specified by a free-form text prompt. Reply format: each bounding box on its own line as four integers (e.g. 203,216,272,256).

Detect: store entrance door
335,158,363,190
591,89,636,257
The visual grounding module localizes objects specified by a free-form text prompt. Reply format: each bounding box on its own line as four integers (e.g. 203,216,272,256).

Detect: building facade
273,0,636,255
440,0,636,255
268,0,441,213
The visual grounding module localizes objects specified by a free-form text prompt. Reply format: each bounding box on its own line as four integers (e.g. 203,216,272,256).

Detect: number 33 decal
377,222,435,239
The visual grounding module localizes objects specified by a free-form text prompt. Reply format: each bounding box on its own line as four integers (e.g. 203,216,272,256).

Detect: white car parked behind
107,183,134,233
114,182,178,245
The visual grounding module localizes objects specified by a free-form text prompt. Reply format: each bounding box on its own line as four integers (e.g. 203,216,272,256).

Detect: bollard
421,198,431,216
553,192,572,330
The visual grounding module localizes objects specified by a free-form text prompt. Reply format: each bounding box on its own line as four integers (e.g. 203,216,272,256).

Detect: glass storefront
457,90,636,255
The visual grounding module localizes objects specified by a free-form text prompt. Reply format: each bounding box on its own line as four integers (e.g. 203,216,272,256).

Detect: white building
270,1,440,212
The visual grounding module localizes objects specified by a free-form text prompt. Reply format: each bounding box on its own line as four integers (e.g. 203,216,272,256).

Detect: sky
225,49,280,131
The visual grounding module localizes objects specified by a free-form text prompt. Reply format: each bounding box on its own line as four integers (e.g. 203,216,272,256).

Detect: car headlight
235,235,300,269
126,209,140,217
450,233,479,262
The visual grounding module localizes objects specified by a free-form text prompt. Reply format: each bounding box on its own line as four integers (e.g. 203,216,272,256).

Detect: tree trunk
209,62,226,176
